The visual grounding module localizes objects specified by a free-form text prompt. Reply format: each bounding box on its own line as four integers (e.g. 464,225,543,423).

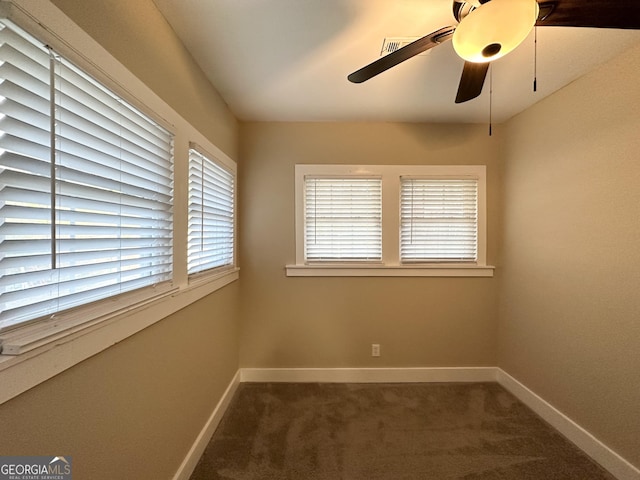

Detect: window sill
0,268,239,405
285,264,494,277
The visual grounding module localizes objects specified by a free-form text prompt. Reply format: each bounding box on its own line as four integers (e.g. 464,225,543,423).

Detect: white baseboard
240,366,497,383
496,369,640,480
173,367,639,480
172,369,241,480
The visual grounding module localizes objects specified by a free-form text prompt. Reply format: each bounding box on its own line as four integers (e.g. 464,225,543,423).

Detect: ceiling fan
348,0,640,104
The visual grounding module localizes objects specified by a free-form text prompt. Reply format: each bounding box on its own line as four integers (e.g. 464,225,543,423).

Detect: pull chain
533,26,538,92
489,64,493,136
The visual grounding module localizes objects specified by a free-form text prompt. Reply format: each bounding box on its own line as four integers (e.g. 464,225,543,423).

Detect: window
304,177,382,261
400,178,478,263
0,3,239,403
0,20,174,330
187,146,235,275
288,164,492,277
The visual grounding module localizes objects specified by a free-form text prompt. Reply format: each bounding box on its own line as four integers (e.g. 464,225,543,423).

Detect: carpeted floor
189,382,615,479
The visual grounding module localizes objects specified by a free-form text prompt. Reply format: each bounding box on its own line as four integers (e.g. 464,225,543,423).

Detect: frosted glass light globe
453,0,540,63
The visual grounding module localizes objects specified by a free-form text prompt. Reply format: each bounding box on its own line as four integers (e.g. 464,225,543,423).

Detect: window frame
288,164,493,277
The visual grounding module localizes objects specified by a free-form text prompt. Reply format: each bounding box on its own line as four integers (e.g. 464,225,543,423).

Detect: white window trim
0,0,239,404
287,164,494,277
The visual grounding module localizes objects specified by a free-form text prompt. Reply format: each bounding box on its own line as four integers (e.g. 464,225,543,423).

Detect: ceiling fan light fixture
452,0,539,63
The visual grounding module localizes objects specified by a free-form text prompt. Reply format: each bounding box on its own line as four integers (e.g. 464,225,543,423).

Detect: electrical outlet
371,343,380,357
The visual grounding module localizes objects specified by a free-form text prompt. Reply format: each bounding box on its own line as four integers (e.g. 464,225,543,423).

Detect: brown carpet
190,382,615,479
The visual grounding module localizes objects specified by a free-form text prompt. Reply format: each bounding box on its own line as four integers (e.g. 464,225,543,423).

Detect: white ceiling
153,0,640,124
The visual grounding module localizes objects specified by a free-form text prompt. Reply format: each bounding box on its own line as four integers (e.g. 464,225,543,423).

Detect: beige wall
499,43,640,467
239,122,502,368
0,286,238,478
0,2,240,479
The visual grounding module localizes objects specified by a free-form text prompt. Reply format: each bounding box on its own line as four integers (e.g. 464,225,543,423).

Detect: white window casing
288,164,492,277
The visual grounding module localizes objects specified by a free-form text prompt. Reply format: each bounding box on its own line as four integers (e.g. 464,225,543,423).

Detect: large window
0,20,174,330
187,146,235,275
289,164,492,277
0,3,239,403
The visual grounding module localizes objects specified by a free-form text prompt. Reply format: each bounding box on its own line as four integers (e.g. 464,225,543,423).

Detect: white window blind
188,148,234,274
304,177,382,261
400,178,478,262
0,21,174,330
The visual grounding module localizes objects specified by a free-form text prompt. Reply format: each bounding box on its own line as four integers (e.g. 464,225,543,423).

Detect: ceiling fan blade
536,0,640,29
455,61,490,103
348,26,455,83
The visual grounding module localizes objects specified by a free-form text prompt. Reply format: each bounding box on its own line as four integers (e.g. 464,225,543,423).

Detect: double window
0,20,237,334
289,164,491,277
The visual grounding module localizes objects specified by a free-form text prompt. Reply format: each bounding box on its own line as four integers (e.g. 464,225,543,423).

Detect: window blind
400,178,478,262
0,21,174,330
304,177,382,261
187,148,235,274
